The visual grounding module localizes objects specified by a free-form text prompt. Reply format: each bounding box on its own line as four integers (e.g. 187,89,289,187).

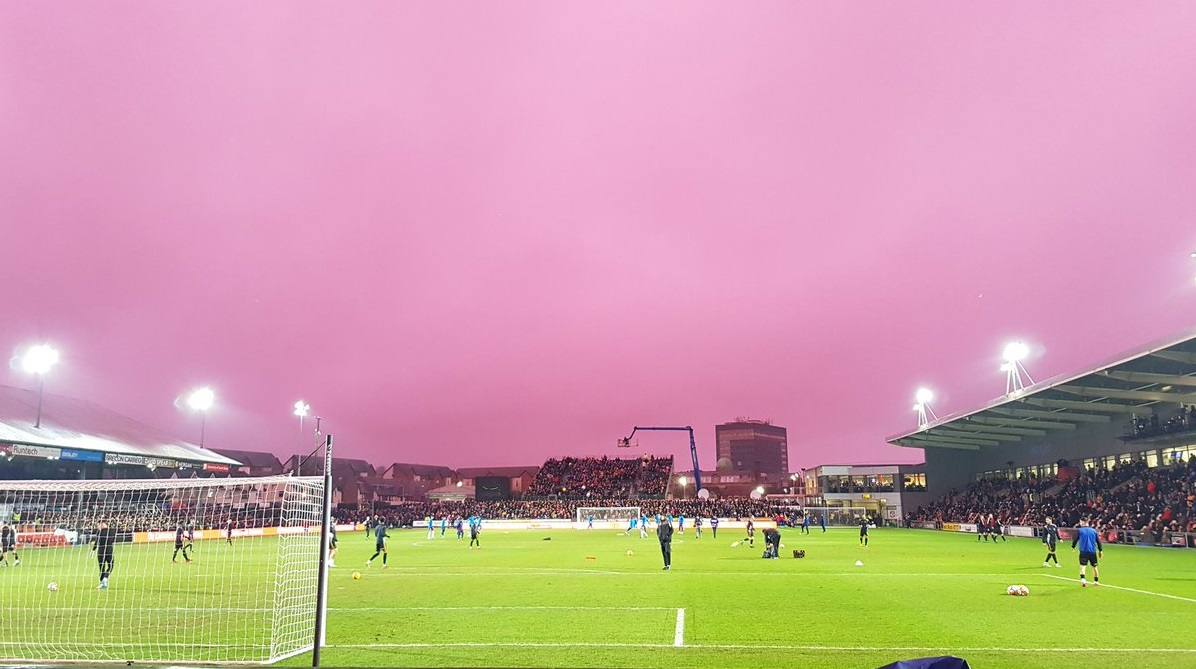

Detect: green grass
3,528,1195,668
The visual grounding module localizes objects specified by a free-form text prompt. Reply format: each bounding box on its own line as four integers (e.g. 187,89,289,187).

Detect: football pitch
2,528,1194,668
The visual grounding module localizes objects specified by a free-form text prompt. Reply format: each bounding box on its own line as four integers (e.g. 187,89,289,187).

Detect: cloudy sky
2,3,1195,469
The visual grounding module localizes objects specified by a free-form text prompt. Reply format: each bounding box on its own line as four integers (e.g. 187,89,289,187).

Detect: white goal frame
575,506,642,524
0,475,326,665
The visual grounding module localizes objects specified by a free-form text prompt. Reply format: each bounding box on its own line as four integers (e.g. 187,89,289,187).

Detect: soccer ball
625,549,634,557
47,582,59,592
351,571,361,581
1006,584,1029,596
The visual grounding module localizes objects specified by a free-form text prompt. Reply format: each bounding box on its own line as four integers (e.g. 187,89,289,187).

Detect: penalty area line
1038,574,1196,604
674,608,685,647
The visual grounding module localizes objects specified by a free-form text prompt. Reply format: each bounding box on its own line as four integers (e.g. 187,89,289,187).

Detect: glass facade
975,445,1192,481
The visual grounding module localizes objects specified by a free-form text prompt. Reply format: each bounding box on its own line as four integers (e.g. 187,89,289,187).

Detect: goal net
576,506,641,524
0,475,325,665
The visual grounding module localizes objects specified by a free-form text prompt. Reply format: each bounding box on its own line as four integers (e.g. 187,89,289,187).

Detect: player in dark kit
172,524,191,563
657,516,674,570
858,516,870,547
367,521,389,568
469,516,481,548
0,522,19,567
762,527,781,559
710,517,719,539
93,520,117,589
745,519,755,547
1042,517,1060,567
989,514,1006,542
1071,518,1103,587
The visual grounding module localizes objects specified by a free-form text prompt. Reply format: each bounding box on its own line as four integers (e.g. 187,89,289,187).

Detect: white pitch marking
1038,573,1196,604
329,642,1196,654
673,608,685,647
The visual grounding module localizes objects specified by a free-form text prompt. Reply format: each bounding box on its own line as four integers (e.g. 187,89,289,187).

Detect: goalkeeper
93,520,117,590
0,521,18,567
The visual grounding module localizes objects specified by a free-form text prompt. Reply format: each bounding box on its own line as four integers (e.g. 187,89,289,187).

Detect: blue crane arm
621,426,703,494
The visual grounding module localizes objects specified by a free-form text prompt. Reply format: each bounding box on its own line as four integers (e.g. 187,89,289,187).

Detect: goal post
0,475,326,665
575,506,641,524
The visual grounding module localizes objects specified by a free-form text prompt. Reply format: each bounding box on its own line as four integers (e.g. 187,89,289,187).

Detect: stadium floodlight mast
186,386,215,447
1000,341,1035,395
20,343,60,429
913,387,937,428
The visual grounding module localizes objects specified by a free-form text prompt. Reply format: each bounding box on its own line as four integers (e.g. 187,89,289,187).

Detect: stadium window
902,473,926,491
1146,451,1159,468
1083,458,1096,471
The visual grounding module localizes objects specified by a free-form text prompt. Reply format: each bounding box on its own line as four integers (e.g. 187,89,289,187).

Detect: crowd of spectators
527,456,672,497
12,498,284,533
339,497,795,527
911,458,1196,540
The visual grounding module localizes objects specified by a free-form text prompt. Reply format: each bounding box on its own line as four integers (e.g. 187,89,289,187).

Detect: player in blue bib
1071,518,1103,587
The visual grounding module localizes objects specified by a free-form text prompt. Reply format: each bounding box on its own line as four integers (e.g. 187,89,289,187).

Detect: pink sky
2,3,1195,470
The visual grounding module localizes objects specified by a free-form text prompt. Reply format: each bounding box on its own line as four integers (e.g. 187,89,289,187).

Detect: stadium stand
340,497,790,527
527,455,673,498
911,457,1196,539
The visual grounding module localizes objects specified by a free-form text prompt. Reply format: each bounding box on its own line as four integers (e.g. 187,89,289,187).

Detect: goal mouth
575,506,643,524
0,476,326,665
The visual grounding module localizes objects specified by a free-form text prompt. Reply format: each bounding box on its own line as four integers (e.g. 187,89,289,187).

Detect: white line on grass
373,571,1020,578
1038,574,1196,604
673,608,685,647
334,606,677,612
1,606,677,613
330,642,1196,654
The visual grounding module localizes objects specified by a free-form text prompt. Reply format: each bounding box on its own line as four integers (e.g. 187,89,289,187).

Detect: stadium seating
337,498,791,527
527,455,673,498
911,458,1196,538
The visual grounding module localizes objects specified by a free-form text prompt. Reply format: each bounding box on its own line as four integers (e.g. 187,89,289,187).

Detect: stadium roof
887,327,1196,452
385,462,456,478
212,448,282,470
0,384,240,466
455,466,540,478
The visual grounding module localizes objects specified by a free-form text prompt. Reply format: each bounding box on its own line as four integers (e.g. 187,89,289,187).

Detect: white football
47,582,59,592
1006,584,1029,596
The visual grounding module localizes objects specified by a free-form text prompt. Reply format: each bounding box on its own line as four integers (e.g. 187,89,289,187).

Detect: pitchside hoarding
60,449,104,463
10,444,61,459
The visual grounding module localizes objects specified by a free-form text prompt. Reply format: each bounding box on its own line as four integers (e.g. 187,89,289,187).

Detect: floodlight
21,344,60,375
914,387,937,428
187,387,215,412
754,485,765,495
1002,341,1030,363
456,481,463,488
677,476,687,487
293,400,310,417
1001,342,1036,395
